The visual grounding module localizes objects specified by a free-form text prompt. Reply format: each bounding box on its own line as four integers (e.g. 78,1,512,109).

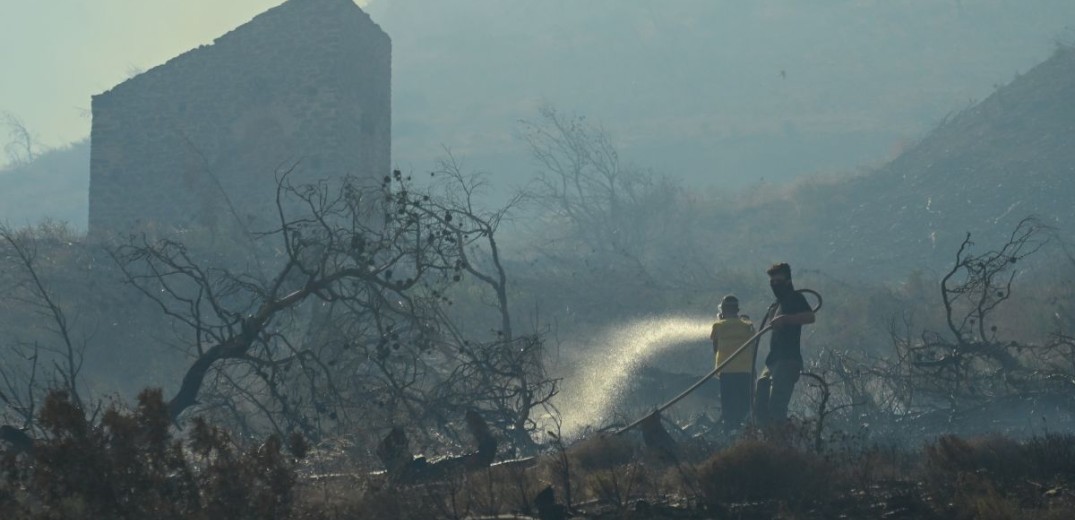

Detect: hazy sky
0,0,369,156
3,0,1075,187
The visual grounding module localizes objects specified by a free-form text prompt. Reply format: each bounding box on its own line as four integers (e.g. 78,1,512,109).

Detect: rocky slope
729,44,1075,279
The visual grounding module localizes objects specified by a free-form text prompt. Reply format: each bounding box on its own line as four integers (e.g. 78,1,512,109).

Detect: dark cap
719,294,739,309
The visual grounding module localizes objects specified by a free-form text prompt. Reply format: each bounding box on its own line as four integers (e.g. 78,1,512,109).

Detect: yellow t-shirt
710,317,757,374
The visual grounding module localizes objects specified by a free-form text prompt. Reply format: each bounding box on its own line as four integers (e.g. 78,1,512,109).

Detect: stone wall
89,0,390,235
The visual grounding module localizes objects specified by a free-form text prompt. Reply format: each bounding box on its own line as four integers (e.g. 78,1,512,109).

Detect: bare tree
940,217,1050,349
810,217,1074,434
0,224,88,429
2,112,36,167
425,151,521,339
903,217,1050,399
109,170,556,456
519,106,687,283
419,153,558,451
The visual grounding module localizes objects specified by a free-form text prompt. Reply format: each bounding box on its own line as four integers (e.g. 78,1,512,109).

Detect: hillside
0,139,89,229
4,42,1074,278
727,44,1075,279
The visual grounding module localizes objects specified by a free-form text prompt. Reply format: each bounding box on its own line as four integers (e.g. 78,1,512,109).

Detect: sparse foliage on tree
0,224,89,429
520,106,693,281
106,169,555,454
804,217,1075,436
1,112,36,167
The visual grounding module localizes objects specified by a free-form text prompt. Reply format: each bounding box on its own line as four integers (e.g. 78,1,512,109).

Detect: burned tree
0,224,89,430
808,217,1075,434
418,154,558,452
519,106,692,288
111,169,555,453
904,217,1049,407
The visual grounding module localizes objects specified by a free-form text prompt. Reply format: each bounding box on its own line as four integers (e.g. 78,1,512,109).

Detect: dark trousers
719,372,752,431
754,358,802,425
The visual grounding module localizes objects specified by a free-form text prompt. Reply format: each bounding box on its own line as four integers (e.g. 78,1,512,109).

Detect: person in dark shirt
754,262,815,425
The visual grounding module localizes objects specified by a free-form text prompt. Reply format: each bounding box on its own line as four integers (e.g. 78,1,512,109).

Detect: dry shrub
293,475,368,518
695,438,835,507
870,472,1074,520
459,463,543,517
923,434,1075,519
325,461,543,519
829,442,913,492
585,463,650,510
526,432,639,511
941,473,1024,520
924,435,1027,492
0,389,301,520
1036,500,1075,520
1023,434,1075,482
338,476,476,520
338,462,544,519
568,433,638,471
332,487,439,520
960,487,1023,520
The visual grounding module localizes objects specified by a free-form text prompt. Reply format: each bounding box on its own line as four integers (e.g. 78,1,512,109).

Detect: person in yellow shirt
709,295,757,433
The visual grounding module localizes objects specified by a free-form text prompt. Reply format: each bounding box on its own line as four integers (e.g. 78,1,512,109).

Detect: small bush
333,486,438,520
585,463,650,510
568,434,638,471
0,388,302,519
457,463,543,517
962,489,1023,520
695,438,836,507
828,440,913,493
923,434,1075,517
1023,434,1075,482
924,435,1027,492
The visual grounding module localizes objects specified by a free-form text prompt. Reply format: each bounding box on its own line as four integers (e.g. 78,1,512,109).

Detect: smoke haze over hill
4,1,1075,188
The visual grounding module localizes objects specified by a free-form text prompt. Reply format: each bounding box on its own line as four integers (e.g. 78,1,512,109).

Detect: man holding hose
755,262,815,425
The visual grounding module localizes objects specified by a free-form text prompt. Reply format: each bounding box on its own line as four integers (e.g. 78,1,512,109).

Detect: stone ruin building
88,0,390,235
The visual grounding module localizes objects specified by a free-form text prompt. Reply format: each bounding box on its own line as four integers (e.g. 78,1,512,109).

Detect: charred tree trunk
376,410,499,484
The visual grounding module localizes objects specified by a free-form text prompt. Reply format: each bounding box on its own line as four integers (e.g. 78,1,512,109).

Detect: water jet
553,315,713,437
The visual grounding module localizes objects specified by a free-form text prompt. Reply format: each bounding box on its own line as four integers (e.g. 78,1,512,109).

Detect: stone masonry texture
89,0,390,235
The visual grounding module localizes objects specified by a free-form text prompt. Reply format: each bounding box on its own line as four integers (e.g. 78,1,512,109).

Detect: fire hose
615,289,822,436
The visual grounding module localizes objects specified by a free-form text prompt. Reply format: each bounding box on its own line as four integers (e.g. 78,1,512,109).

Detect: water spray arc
615,289,823,436
554,316,714,436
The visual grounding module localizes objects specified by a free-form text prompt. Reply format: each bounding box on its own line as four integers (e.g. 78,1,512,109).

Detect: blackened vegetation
106,169,556,452
375,409,499,484
0,180,1074,519
912,217,1059,410
3,102,1075,516
6,392,1075,518
1,389,299,519
0,168,562,516
808,216,1075,439
0,225,88,427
